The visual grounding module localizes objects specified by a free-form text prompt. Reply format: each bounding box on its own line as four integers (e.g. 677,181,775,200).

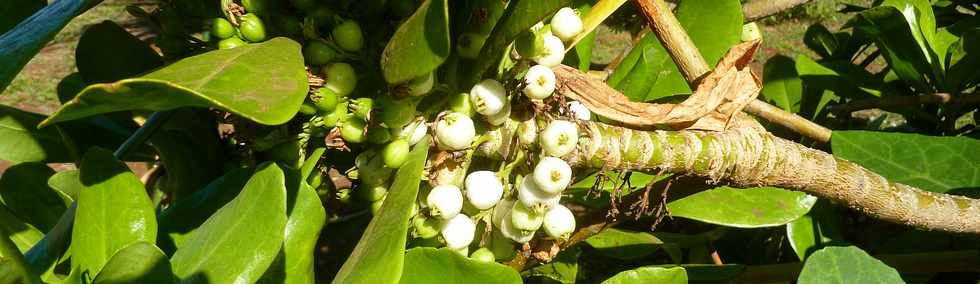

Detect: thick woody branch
632,0,832,143
743,0,816,22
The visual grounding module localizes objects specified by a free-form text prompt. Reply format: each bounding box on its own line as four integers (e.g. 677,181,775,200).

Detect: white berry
517,119,538,147
550,7,583,41
469,79,508,116
510,202,544,232
532,157,572,194
399,116,428,146
534,34,565,67
523,65,556,100
540,120,578,157
499,210,535,243
441,214,476,249
567,101,591,121
464,171,504,210
435,112,476,150
517,176,561,214
543,204,575,240
407,72,435,96
486,101,511,126
427,185,463,220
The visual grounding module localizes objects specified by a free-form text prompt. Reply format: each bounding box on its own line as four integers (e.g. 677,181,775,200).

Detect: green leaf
0,226,40,284
0,0,100,92
527,246,579,284
803,24,839,59
258,169,326,284
0,163,70,232
667,187,817,228
0,0,45,35
946,29,979,93
333,136,430,284
23,199,75,280
157,168,252,250
72,148,158,280
399,247,522,284
651,264,744,281
92,242,174,284
786,200,847,261
602,266,686,284
170,163,287,284
75,20,163,84
608,0,743,101
585,228,662,260
47,170,82,200
41,37,309,127
150,109,226,200
849,6,936,92
461,0,571,88
761,55,802,113
832,131,980,193
380,0,449,84
0,105,73,163
797,246,902,284
0,205,43,253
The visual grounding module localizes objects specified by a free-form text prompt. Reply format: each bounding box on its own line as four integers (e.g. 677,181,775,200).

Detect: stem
743,0,817,22
113,111,175,159
478,121,980,234
743,100,832,143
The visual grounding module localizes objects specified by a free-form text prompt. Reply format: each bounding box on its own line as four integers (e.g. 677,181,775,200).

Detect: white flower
542,204,575,239
427,185,464,219
464,171,504,210
533,34,565,67
551,7,583,41
523,65,556,100
540,120,578,157
469,79,508,116
532,157,572,194
434,112,476,150
441,214,476,249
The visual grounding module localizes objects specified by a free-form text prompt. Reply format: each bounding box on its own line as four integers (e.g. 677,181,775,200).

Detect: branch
829,93,980,114
743,0,816,22
479,120,980,234
633,0,832,142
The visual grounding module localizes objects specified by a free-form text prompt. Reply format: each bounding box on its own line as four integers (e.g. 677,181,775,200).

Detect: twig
743,0,817,22
744,100,832,143
829,93,980,114
633,0,832,143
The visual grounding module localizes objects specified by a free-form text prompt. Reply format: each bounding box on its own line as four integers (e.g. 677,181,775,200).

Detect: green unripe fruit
321,100,348,128
357,183,388,202
210,18,236,39
323,62,357,97
241,0,268,15
290,0,315,10
303,40,337,66
366,125,392,144
470,248,496,263
239,14,267,42
308,6,336,28
456,33,486,59
349,97,374,121
314,88,339,113
299,101,318,115
341,118,367,143
448,93,475,117
218,37,247,49
377,95,416,128
382,139,410,168
264,139,303,168
332,20,364,52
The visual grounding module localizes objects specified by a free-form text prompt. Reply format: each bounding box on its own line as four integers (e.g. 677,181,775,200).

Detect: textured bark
479,120,980,234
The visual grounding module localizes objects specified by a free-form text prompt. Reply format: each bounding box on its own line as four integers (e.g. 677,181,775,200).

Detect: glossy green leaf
0,226,39,284
0,0,100,92
72,148,158,280
585,228,662,260
849,6,936,92
947,29,979,93
794,56,842,120
0,0,45,35
92,242,174,284
461,0,571,88
399,248,522,284
41,37,308,127
300,147,326,181
0,105,73,163
667,187,817,228
150,109,226,200
75,21,163,84
333,137,430,284
880,0,937,59
761,55,802,113
527,246,579,284
651,264,744,281
381,0,449,84
170,163,287,284
47,170,82,200
797,246,902,284
0,205,43,253
258,169,326,284
0,163,70,232
786,200,847,261
803,24,839,59
23,199,75,280
832,131,980,193
157,168,252,250
602,266,686,284
609,0,743,101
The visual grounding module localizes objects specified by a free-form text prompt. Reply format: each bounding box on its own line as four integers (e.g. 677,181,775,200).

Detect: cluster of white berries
495,156,576,242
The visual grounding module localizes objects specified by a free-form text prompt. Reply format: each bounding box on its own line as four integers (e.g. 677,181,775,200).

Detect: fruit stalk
478,120,980,234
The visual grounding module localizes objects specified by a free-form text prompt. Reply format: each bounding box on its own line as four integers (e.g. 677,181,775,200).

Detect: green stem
113,111,175,159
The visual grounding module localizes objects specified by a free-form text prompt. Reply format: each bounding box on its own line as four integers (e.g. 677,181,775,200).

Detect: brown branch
829,93,980,114
743,0,817,22
744,100,832,143
633,0,832,142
